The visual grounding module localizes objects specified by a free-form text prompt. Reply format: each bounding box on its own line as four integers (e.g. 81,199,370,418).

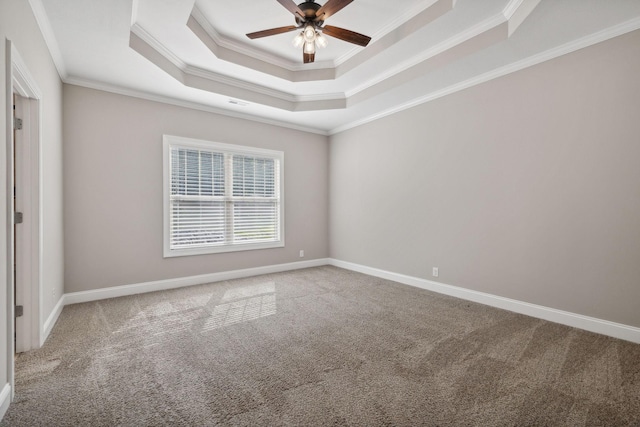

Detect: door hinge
13,117,23,130
14,211,23,224
15,305,23,318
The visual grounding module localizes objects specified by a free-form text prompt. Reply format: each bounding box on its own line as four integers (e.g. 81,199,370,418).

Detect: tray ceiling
32,0,640,134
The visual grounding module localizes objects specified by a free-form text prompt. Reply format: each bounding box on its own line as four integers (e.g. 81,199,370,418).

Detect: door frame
5,40,43,398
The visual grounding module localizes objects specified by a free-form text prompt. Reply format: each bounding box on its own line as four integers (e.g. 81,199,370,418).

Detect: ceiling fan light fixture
315,32,328,48
303,41,316,54
303,24,316,42
247,0,371,64
292,32,305,48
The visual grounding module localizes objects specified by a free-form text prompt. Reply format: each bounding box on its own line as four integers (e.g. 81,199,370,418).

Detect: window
163,135,284,257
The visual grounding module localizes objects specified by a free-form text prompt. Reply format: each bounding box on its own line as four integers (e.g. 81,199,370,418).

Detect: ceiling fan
246,0,372,64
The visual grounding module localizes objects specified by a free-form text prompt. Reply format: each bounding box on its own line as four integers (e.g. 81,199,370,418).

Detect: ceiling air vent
228,99,249,107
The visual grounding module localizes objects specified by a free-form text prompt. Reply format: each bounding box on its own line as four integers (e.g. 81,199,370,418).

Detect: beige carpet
2,266,639,426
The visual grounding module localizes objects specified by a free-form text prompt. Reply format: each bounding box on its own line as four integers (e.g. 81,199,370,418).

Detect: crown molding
54,17,640,138
190,5,303,72
183,65,295,102
345,13,508,98
295,92,346,103
334,0,455,78
130,1,540,113
187,14,337,82
370,0,443,43
134,19,295,89
503,0,526,19
30,0,638,138
130,26,348,111
190,1,446,73
505,0,542,36
187,0,456,83
137,0,500,111
130,0,140,26
329,16,640,135
344,0,543,99
332,0,443,66
130,23,187,70
27,0,67,79
63,77,330,136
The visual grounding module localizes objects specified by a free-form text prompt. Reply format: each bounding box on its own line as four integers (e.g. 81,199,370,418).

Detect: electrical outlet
432,267,439,278
299,250,304,258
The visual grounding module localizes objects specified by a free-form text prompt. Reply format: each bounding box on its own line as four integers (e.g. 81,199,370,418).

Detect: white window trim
163,135,285,258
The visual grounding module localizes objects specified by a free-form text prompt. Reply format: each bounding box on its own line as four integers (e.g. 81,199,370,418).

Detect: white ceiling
32,0,640,134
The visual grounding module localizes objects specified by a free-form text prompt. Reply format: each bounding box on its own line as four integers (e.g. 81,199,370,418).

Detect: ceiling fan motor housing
295,1,322,25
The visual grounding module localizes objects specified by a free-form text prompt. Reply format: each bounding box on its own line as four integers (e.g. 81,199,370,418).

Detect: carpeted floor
2,266,640,426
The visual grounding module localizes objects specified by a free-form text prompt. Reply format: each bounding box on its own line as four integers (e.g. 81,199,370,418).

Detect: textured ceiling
31,0,640,134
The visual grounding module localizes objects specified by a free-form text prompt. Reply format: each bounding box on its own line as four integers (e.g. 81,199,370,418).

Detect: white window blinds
163,136,284,257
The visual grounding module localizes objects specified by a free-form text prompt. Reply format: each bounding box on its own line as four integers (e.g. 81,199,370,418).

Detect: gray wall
63,85,329,293
330,30,640,328
1,0,64,393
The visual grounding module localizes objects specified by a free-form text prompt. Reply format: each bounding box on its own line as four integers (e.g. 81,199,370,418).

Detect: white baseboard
41,295,65,346
63,258,330,305
41,257,640,345
38,258,329,344
329,259,640,344
0,383,11,422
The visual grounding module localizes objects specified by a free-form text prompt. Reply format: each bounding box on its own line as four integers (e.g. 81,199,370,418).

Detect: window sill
163,240,285,258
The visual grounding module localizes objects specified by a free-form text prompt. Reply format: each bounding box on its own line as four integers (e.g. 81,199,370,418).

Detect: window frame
163,135,285,258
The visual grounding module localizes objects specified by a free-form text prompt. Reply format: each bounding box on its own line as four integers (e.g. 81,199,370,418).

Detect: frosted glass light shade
292,33,304,48
303,25,316,42
316,33,328,48
303,41,316,54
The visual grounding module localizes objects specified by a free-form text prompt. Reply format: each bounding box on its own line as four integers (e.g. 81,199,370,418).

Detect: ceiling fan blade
246,26,298,39
316,0,353,20
277,0,306,19
322,25,371,46
303,52,315,63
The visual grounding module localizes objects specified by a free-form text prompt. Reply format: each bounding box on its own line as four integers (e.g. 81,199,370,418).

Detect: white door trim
10,43,43,351
5,40,43,402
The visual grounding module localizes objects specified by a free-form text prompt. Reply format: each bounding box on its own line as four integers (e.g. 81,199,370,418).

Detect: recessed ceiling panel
34,0,640,133
196,0,434,65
